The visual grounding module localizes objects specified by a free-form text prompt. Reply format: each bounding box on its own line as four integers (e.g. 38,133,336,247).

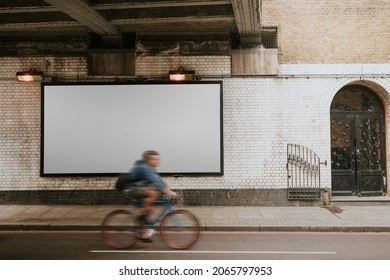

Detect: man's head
142,150,161,168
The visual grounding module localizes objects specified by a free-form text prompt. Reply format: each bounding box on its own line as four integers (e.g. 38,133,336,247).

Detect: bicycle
101,195,200,250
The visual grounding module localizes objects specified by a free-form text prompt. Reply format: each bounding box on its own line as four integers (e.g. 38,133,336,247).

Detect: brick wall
136,55,230,77
2,58,390,204
262,0,390,64
0,55,232,193
2,1,390,204
0,56,103,191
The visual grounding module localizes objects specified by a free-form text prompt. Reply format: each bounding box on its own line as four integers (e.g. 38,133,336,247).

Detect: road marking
90,250,336,255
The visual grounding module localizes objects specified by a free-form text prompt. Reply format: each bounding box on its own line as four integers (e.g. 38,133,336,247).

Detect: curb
2,224,390,232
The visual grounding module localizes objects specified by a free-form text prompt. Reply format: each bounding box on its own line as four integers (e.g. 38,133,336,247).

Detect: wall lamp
16,69,44,82
169,69,195,81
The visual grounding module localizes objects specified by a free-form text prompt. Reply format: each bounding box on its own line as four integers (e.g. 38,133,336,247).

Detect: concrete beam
231,0,262,47
43,0,122,45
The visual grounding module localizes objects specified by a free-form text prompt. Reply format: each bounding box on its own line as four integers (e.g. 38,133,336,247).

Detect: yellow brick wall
262,0,390,64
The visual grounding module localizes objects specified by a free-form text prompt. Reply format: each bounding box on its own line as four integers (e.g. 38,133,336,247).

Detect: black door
330,85,386,196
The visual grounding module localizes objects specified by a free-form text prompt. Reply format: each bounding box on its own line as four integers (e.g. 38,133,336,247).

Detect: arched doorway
330,85,386,196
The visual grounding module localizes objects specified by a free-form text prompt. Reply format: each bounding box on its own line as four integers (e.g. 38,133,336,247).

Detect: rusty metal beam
0,0,237,40
93,0,231,10
0,1,230,14
0,21,86,33
113,15,235,25
0,16,235,33
43,0,121,44
0,6,58,14
231,0,262,46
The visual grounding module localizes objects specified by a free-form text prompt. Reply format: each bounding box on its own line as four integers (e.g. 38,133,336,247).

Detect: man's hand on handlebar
163,188,177,199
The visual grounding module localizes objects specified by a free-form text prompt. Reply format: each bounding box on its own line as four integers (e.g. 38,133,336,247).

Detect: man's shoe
140,237,153,243
145,228,154,238
138,227,154,243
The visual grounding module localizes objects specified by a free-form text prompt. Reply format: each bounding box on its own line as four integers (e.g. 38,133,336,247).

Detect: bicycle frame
132,198,174,227
102,197,200,249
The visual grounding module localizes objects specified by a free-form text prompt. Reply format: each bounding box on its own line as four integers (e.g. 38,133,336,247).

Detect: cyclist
123,150,177,242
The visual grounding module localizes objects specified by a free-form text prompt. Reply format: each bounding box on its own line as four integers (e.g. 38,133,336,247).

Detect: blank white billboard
41,82,223,176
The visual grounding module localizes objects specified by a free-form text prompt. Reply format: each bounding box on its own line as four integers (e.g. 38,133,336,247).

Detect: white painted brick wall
0,56,94,191
1,55,390,196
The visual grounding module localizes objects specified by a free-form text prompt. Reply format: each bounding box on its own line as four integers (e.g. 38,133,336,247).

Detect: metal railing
286,144,326,200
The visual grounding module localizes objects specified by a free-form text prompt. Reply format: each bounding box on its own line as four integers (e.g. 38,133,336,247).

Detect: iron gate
286,144,325,200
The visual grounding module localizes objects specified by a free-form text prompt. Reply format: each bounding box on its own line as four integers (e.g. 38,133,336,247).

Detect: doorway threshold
331,195,390,206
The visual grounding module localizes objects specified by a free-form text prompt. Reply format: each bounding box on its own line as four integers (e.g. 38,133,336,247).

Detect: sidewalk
1,204,390,232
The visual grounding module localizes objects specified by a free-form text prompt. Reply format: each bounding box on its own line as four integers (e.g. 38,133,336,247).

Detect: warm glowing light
16,69,43,82
168,70,195,81
169,74,186,81
20,75,34,82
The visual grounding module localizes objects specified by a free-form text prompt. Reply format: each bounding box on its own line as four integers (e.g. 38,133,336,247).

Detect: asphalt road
1,231,390,260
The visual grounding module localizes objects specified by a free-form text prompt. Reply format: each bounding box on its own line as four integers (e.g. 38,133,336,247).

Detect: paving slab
1,205,390,232
0,205,32,220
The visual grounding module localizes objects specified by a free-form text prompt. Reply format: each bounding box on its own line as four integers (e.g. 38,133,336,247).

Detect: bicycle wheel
102,210,138,249
160,210,200,249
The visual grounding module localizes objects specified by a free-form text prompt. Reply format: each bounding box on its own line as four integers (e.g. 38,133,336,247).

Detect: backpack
115,173,129,191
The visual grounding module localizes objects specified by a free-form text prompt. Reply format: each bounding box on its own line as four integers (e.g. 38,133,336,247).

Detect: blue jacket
125,160,167,190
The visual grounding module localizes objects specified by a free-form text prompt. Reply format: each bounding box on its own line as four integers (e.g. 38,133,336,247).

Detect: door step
331,196,390,206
